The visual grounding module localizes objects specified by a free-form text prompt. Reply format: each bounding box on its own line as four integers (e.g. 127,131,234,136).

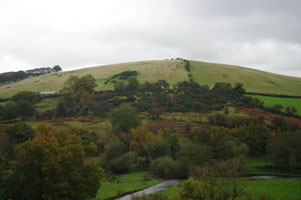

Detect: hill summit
1,59,301,98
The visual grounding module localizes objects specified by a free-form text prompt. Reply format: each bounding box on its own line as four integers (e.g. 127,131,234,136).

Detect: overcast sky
0,0,300,77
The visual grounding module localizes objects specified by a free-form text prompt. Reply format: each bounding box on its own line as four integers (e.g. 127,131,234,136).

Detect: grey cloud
0,0,300,77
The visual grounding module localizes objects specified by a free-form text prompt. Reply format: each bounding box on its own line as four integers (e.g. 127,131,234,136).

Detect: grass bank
159,178,301,200
190,60,301,96
246,179,301,200
248,157,301,177
96,172,162,200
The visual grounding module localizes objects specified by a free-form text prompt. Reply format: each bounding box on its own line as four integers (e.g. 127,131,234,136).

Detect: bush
146,137,170,159
208,113,227,126
11,91,38,104
108,152,137,173
150,156,182,179
192,102,210,112
110,104,140,132
177,143,212,167
131,193,168,200
267,134,301,168
148,107,164,120
104,140,125,161
272,117,287,131
137,157,148,170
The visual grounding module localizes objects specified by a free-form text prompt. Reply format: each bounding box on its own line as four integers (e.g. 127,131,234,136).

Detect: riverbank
159,176,301,200
96,172,162,200
116,180,181,200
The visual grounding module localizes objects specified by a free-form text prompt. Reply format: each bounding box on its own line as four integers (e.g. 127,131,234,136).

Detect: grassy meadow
245,179,301,200
0,60,188,98
96,172,161,200
190,60,301,96
2,59,301,98
249,94,301,115
35,98,59,112
248,157,301,177
160,178,301,200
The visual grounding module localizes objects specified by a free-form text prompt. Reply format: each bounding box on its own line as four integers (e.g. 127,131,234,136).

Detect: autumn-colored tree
130,127,153,155
232,123,271,156
146,136,170,159
14,124,102,200
62,74,97,103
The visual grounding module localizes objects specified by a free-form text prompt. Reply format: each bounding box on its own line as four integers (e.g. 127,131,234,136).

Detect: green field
35,98,59,112
246,179,301,200
248,157,301,177
160,178,301,200
0,60,187,98
190,60,301,96
1,60,301,98
96,172,161,200
248,94,301,115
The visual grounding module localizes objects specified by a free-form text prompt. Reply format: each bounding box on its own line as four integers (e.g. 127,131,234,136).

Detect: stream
115,180,181,200
250,175,301,180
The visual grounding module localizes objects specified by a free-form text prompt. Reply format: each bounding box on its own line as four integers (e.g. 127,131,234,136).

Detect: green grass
0,60,188,98
159,182,183,198
248,94,301,115
214,107,249,117
158,178,301,200
96,172,162,200
248,157,301,176
2,59,301,98
190,60,301,96
35,98,59,112
246,179,301,200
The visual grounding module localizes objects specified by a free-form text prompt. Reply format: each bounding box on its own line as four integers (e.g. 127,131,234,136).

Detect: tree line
1,73,301,199
0,65,62,84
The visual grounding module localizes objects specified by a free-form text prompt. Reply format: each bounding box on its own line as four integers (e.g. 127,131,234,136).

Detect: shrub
272,117,287,131
11,91,38,104
131,193,168,200
192,102,210,112
110,104,140,132
177,143,212,167
148,107,164,120
108,152,138,173
137,157,148,170
104,140,125,161
146,137,170,159
150,156,182,179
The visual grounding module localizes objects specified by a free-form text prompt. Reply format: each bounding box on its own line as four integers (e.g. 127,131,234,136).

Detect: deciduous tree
13,124,102,200
110,104,140,132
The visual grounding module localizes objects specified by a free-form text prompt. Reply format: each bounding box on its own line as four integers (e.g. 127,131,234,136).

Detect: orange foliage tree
130,127,153,155
14,124,102,200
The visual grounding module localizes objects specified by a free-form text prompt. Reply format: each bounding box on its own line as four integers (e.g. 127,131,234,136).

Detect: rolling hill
1,59,301,98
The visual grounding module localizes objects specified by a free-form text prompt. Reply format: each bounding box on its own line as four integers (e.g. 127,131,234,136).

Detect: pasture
190,60,301,96
0,60,188,98
160,178,301,200
2,59,301,98
249,94,301,115
96,172,161,200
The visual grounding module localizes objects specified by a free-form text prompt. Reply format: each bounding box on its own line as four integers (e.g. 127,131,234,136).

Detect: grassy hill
190,61,301,96
1,59,301,98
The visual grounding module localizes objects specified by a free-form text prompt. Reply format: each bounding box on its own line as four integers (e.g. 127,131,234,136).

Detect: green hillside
190,60,301,96
1,59,301,98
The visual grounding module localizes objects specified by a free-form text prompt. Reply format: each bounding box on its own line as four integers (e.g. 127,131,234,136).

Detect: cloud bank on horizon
0,0,300,77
